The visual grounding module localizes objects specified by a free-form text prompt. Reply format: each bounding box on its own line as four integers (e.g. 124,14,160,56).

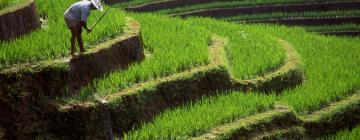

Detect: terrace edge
0,17,145,140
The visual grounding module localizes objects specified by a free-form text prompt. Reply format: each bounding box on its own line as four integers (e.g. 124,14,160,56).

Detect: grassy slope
304,23,360,32
0,0,125,68
77,14,211,99
186,17,285,79
75,13,285,100
124,16,360,139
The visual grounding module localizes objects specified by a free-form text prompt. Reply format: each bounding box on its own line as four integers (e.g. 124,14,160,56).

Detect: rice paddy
0,0,126,69
122,18,360,139
2,0,360,139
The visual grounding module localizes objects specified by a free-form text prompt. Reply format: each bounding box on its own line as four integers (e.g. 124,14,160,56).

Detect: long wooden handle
90,8,109,30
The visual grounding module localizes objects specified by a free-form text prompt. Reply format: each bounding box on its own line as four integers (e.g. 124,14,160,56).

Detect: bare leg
76,26,85,53
70,27,78,56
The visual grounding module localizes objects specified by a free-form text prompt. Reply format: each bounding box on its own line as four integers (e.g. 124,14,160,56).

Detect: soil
173,1,360,18
238,16,360,26
125,0,213,12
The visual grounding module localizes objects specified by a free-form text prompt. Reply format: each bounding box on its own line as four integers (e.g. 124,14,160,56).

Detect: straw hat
90,0,103,11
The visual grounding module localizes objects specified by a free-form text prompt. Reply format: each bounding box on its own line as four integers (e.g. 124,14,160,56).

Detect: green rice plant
124,91,276,139
269,26,360,113
222,10,360,21
322,125,360,140
0,0,126,69
123,16,360,139
186,17,285,79
77,13,210,99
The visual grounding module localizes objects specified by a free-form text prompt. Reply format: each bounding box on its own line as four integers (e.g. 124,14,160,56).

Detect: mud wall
318,31,360,36
238,16,360,26
125,0,213,12
0,1,40,41
174,1,360,18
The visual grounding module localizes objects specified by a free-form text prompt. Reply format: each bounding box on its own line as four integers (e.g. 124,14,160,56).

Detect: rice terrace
0,0,360,139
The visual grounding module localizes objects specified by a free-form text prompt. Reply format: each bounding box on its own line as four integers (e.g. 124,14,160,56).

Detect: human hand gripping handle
87,28,92,33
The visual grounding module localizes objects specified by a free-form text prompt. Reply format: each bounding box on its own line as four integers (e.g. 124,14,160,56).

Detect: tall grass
271,26,360,113
322,125,360,140
0,0,125,69
77,14,210,99
123,16,360,139
186,17,285,79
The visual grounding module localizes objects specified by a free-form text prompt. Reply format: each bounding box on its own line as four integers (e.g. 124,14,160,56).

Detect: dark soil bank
174,1,360,18
0,1,40,41
125,0,213,12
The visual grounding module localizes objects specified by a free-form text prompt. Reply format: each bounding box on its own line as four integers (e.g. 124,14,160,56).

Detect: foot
70,52,75,57
80,49,86,54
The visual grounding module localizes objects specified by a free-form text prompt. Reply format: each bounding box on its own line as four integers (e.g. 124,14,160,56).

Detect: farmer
63,0,103,56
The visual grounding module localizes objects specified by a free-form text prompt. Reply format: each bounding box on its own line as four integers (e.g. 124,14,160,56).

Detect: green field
0,0,125,69
76,13,285,100
123,18,360,139
77,14,211,99
1,0,360,139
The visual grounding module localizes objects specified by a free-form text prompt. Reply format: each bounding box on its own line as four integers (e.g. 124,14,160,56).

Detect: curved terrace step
0,16,145,139
0,17,144,97
125,0,213,12
232,39,303,93
192,90,360,139
170,1,360,18
234,16,360,26
0,0,40,41
49,35,305,139
48,34,230,139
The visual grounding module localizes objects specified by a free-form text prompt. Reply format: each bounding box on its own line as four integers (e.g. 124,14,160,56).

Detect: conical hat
91,0,103,11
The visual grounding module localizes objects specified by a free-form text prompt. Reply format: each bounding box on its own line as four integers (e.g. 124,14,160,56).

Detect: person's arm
81,5,92,33
80,21,92,33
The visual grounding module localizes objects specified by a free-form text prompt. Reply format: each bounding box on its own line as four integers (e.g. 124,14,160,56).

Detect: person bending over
63,0,103,56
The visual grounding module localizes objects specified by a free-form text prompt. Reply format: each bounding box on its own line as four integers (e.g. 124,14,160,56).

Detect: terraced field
0,0,359,139
119,0,360,36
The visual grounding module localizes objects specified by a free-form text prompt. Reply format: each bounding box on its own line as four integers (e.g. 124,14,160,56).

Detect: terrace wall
173,1,360,18
0,17,145,139
125,0,213,12
0,0,40,41
237,16,360,26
